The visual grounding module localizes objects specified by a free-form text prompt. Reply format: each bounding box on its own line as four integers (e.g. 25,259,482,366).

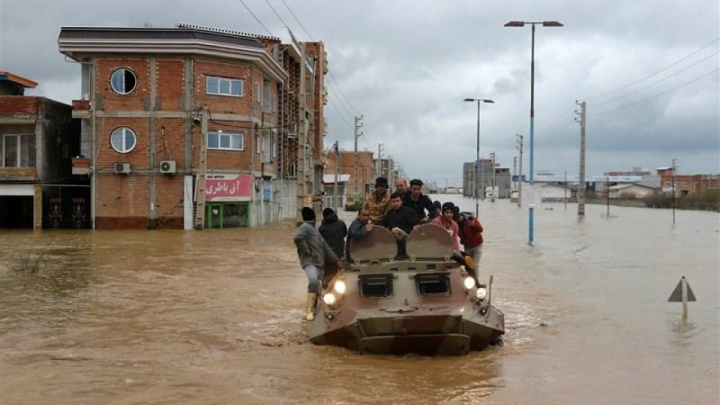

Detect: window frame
415,273,452,296
359,275,394,298
110,68,138,95
2,134,36,168
206,76,244,97
109,127,138,154
207,131,244,151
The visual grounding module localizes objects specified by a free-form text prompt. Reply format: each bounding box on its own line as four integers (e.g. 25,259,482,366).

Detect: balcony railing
71,100,91,119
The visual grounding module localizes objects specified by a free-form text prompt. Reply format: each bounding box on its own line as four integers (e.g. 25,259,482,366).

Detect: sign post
668,276,697,320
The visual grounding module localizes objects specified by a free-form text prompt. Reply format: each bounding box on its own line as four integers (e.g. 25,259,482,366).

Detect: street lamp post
463,98,494,218
504,20,563,245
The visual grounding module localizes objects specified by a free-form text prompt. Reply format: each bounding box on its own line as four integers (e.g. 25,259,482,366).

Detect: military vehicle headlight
476,287,488,300
323,292,337,306
463,276,476,290
333,280,346,295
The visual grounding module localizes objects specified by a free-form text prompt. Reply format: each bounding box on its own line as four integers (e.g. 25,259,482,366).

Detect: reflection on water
1,197,718,404
667,319,701,349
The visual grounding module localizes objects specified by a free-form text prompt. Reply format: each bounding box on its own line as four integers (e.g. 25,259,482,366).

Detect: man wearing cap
431,202,461,253
432,202,480,286
363,176,391,224
318,207,347,285
294,207,343,321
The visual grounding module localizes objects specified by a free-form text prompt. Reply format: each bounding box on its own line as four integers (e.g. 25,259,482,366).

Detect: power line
590,50,719,108
237,0,273,36
276,0,363,121
591,68,719,116
582,37,720,101
281,0,315,41
327,98,355,128
327,71,360,115
264,0,290,29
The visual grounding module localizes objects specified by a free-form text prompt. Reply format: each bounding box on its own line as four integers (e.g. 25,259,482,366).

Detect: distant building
608,183,658,199
462,158,510,198
324,150,374,205
657,167,719,195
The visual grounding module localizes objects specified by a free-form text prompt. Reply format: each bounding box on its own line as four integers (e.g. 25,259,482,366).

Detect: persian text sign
200,174,253,202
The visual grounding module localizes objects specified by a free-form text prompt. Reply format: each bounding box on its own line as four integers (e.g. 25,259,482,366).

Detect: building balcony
71,99,91,119
0,167,36,181
72,157,91,175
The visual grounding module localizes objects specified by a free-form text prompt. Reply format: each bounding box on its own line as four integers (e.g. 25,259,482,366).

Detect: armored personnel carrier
307,223,504,355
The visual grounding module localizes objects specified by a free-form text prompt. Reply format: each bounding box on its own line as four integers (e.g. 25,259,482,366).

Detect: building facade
58,25,327,229
0,72,83,229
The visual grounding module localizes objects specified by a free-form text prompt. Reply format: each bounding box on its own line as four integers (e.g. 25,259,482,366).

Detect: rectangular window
2,134,35,168
207,131,243,151
206,76,243,97
359,275,393,298
416,274,451,296
262,79,272,113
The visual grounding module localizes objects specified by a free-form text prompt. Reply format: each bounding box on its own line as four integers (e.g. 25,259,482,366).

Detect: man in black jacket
346,207,374,262
383,191,420,258
403,179,436,222
319,208,347,285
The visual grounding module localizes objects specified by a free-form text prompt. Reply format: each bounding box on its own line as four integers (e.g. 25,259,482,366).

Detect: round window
110,68,137,94
110,127,137,153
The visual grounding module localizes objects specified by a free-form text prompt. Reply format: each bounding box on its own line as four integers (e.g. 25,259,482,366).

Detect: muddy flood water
1,195,718,404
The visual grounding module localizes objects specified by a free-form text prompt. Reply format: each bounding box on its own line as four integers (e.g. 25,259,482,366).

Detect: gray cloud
1,0,717,184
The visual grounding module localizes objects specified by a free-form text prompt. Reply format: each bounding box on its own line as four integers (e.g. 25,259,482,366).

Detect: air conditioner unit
160,160,176,174
114,162,131,174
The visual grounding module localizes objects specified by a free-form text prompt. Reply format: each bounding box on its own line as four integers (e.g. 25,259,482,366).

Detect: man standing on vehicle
363,176,391,224
319,207,347,285
294,207,343,321
457,211,484,285
403,179,437,222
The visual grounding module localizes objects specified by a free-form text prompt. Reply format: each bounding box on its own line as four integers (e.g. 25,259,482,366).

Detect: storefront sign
197,174,253,202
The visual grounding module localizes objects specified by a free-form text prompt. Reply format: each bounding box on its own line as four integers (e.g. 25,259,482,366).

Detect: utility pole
194,106,209,229
353,115,363,204
296,43,308,224
576,100,587,217
377,143,384,179
672,158,677,225
516,134,524,208
333,141,339,212
490,151,496,202
564,170,568,210
606,176,610,217
513,156,517,190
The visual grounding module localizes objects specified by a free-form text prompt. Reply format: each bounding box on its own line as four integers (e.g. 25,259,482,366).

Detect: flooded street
1,196,718,404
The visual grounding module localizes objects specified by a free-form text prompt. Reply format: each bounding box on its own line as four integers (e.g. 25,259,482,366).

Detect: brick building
657,167,720,195
325,150,375,205
58,25,328,229
0,72,82,229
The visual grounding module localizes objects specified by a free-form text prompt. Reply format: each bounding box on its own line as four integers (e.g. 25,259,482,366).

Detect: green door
207,204,224,229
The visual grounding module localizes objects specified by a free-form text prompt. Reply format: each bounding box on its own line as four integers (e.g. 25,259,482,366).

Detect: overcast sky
1,0,718,185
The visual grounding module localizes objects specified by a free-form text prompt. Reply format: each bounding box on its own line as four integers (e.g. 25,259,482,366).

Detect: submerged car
307,223,504,355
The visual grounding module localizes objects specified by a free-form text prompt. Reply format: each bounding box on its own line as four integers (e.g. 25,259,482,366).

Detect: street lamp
504,20,563,245
463,98,495,218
